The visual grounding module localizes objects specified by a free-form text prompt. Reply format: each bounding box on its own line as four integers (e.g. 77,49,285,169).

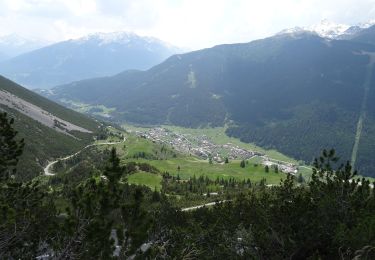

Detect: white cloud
0,0,374,49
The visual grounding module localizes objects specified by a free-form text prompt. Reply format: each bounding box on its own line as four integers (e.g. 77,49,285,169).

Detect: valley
46,123,307,193
2,6,375,257
43,29,375,177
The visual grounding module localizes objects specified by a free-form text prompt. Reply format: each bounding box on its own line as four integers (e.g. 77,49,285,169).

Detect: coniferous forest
3,3,375,259
1,111,375,259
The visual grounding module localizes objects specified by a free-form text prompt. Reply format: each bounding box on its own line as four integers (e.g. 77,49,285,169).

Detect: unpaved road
181,200,229,211
44,137,126,176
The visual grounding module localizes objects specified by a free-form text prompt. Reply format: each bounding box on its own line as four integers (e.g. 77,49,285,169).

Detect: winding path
44,137,126,176
181,200,229,211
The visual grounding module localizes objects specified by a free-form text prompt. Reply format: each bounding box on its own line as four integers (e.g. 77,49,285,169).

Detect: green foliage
0,112,56,258
0,112,24,180
2,111,375,259
148,149,375,259
47,34,375,176
104,148,125,184
240,159,245,168
0,76,100,180
0,181,56,259
5,107,94,180
297,173,304,183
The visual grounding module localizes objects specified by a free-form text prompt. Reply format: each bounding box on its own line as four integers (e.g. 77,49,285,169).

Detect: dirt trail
351,52,375,169
44,137,126,176
181,200,229,211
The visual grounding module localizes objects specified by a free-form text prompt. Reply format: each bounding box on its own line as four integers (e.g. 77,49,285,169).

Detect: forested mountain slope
0,76,100,179
45,31,375,176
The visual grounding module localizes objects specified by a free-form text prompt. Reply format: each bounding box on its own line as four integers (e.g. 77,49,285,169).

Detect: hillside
44,31,375,176
349,25,375,45
0,75,101,180
0,32,180,89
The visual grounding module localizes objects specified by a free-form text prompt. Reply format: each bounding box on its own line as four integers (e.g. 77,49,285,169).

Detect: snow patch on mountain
278,19,375,39
309,19,349,39
75,31,177,52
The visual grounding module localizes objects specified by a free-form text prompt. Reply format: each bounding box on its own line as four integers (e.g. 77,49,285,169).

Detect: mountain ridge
42,31,375,176
0,32,180,89
278,19,375,40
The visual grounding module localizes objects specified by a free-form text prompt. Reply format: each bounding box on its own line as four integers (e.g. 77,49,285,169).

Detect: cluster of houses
133,127,298,174
135,128,262,162
262,157,298,175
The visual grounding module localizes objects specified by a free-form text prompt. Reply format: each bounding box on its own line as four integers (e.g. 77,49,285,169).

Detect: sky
1,0,375,50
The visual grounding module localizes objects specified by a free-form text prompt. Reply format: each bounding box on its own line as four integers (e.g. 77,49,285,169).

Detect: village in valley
131,127,298,175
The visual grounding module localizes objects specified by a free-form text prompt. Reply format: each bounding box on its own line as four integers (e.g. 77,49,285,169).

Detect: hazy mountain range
0,34,48,61
41,23,375,176
0,32,181,89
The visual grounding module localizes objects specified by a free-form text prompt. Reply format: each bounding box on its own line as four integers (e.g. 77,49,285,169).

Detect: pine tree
0,112,55,258
240,160,245,168
104,147,124,185
297,173,304,183
0,112,24,181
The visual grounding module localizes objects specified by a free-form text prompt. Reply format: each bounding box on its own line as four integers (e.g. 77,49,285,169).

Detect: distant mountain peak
358,19,375,29
0,31,181,89
75,31,172,48
278,19,375,39
276,27,317,38
308,19,350,39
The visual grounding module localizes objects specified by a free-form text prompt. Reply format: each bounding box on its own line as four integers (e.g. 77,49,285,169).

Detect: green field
123,124,299,164
60,99,116,118
128,171,162,191
123,135,158,156
123,157,284,185
115,125,295,187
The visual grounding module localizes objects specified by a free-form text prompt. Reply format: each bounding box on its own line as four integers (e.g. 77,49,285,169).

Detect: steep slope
45,33,375,176
0,32,180,89
349,25,375,45
0,76,100,180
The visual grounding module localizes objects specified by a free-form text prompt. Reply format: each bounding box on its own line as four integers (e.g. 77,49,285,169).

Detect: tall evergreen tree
240,160,245,168
0,112,24,181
